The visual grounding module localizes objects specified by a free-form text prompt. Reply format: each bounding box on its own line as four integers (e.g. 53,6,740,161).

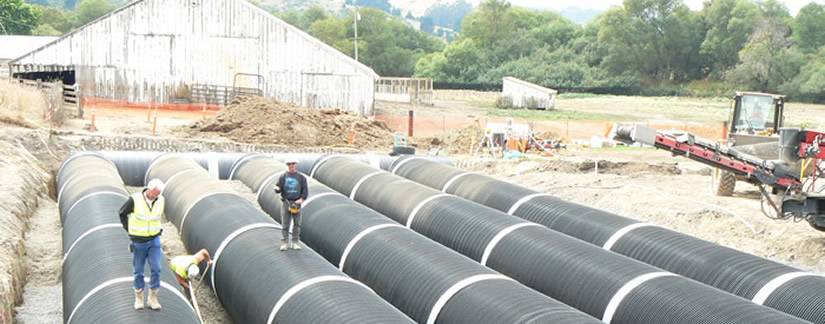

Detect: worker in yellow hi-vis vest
119,178,165,311
170,248,212,302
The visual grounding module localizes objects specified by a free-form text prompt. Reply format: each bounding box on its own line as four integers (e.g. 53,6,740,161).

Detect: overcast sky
467,0,824,16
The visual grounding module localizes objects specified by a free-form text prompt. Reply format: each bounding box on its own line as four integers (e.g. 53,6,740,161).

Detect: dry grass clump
0,81,54,128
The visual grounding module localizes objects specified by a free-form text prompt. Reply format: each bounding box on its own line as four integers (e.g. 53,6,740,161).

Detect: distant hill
557,7,602,25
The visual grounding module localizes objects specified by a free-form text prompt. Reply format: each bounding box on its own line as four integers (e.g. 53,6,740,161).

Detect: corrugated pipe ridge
144,154,414,324
232,155,601,324
57,152,199,323
98,151,448,186
310,156,809,324
389,156,825,323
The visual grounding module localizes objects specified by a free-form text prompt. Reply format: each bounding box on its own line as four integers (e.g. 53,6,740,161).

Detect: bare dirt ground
4,83,825,323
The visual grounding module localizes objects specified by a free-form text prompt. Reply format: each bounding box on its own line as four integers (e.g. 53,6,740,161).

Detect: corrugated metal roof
0,36,58,60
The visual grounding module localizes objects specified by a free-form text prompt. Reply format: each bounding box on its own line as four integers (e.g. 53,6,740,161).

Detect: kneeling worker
169,248,212,302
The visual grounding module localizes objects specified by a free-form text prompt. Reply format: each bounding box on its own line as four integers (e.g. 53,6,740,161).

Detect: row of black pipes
229,155,602,323
66,153,824,322
386,156,825,323
143,154,415,323
57,152,199,323
236,154,808,323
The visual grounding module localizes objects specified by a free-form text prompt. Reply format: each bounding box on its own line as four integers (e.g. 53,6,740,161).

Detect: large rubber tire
712,168,736,196
807,218,825,232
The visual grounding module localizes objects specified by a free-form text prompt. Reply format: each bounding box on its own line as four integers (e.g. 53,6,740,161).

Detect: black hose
312,157,809,324
232,155,602,324
144,154,414,324
58,153,199,324
391,157,825,323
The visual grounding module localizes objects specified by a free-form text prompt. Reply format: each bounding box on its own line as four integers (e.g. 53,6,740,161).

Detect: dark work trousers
281,202,301,242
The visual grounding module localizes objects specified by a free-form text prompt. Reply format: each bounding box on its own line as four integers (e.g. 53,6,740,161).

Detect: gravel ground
15,195,62,323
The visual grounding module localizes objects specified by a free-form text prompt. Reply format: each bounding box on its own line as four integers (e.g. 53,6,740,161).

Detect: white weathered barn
0,36,57,79
502,77,557,110
9,0,378,114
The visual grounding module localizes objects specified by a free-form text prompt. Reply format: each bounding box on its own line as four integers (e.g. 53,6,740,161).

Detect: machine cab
730,92,784,136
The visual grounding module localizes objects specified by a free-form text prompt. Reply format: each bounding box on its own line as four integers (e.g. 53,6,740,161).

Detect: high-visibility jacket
128,192,164,237
170,255,196,279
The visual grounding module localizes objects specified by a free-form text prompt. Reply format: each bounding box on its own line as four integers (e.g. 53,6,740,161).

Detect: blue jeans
132,236,162,290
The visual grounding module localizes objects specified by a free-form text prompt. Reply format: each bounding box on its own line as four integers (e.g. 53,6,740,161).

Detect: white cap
284,156,299,164
146,178,165,193
187,264,200,279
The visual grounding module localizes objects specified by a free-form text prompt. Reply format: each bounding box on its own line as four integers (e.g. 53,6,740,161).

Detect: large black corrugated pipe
232,156,602,324
309,153,452,178
96,151,244,186
58,153,198,323
145,154,414,324
390,157,825,323
312,156,810,324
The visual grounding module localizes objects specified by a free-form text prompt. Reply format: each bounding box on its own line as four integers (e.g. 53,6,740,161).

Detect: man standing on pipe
273,156,308,251
119,179,165,310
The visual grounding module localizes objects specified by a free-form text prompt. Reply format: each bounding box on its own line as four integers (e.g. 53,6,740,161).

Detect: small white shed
501,77,557,110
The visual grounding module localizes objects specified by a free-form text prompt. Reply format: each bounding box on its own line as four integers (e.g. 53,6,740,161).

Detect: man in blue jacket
273,156,308,251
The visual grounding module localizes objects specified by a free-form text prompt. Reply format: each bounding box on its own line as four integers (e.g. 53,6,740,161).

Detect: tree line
5,0,824,102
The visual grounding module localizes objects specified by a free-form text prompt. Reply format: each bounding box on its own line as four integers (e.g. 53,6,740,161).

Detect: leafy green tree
698,0,760,77
74,0,114,27
276,9,301,28
0,0,42,35
309,16,352,54
32,21,59,35
780,47,825,101
599,0,703,82
462,0,513,47
792,3,825,53
725,16,800,92
36,4,72,33
298,5,327,30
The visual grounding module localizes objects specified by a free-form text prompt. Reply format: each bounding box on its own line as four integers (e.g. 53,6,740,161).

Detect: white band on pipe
67,277,192,324
256,172,285,202
63,224,123,262
207,154,220,179
441,172,470,193
752,272,824,305
339,224,403,270
602,272,676,323
65,191,128,218
211,223,282,296
602,223,658,251
267,275,372,324
57,152,118,184
56,173,80,207
179,191,237,234
407,194,450,228
480,223,541,266
426,274,512,324
310,155,344,178
350,171,383,199
507,193,552,215
390,156,427,174
301,192,340,209
144,153,184,184
367,154,380,169
228,154,266,180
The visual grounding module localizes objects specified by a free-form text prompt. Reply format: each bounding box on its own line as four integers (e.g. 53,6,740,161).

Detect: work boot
148,289,161,310
134,289,144,310
291,240,301,251
280,241,288,251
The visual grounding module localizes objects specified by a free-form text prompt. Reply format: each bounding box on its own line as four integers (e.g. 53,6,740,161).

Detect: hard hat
284,156,299,164
146,178,165,193
187,264,200,279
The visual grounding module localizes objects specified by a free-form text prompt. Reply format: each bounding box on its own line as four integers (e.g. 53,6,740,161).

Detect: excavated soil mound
186,96,398,151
